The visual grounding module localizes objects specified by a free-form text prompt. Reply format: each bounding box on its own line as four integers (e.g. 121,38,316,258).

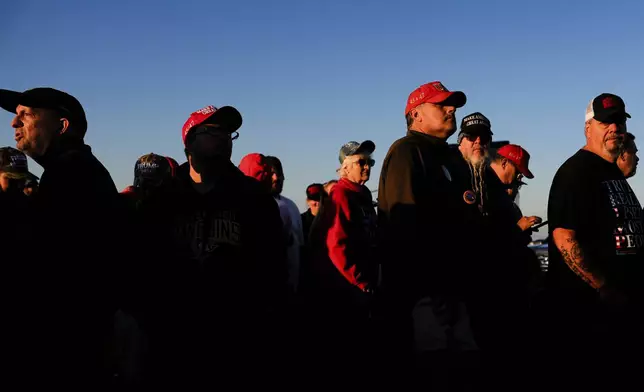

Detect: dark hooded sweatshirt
7,136,123,388
137,161,288,384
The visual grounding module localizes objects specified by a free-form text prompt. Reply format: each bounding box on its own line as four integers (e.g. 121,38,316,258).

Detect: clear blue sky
2,0,643,227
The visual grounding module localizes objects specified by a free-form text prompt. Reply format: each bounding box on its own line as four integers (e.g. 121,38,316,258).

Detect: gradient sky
2,0,643,236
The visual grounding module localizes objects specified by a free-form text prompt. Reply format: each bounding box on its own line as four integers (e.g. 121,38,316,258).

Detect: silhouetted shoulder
386,134,421,156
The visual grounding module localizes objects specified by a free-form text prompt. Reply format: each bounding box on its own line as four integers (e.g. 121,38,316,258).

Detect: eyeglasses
193,125,239,141
464,133,491,145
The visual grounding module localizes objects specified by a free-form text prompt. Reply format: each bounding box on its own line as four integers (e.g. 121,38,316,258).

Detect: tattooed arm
552,228,605,290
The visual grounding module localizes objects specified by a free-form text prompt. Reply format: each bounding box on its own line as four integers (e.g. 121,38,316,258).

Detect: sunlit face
11,105,60,158
344,154,374,184
411,103,457,139
586,118,626,159
459,132,491,164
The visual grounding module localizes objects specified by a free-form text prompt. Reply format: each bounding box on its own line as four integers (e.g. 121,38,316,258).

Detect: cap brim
0,89,22,113
436,91,467,108
522,168,534,179
203,106,243,133
355,140,376,156
2,170,29,180
461,124,493,136
594,109,631,123
306,192,322,201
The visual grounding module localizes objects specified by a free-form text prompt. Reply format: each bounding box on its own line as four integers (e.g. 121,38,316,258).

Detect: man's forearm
557,237,604,290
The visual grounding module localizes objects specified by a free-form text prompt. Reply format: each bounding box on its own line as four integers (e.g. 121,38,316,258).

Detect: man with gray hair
454,112,493,214
544,93,643,389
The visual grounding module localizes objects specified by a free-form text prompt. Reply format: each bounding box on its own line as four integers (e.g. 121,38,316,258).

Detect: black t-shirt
547,149,643,294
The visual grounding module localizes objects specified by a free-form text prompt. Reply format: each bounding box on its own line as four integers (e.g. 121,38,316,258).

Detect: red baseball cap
181,105,242,145
306,183,324,201
239,153,271,183
496,144,534,179
405,81,466,115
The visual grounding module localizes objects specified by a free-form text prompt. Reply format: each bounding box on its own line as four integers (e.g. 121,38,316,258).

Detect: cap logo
409,92,425,105
431,82,447,92
136,161,160,174
462,114,490,128
9,155,27,169
196,105,216,115
602,97,618,109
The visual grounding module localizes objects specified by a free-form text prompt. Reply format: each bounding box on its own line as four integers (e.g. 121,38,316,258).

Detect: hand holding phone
531,220,548,231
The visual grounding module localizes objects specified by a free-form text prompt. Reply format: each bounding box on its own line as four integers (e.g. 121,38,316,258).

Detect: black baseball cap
585,93,631,123
133,153,173,188
0,87,88,135
460,112,492,135
0,146,38,180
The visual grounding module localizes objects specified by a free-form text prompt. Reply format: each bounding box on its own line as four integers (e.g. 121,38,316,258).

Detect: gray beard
604,141,622,160
467,160,487,213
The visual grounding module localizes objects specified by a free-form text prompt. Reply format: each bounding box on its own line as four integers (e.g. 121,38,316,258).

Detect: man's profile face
270,166,284,195
12,105,60,158
413,102,457,139
618,145,639,178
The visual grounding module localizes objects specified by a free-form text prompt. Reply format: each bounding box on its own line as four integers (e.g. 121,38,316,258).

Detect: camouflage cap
338,140,376,164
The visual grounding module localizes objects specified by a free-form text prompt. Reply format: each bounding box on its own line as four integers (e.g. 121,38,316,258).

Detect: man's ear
59,118,70,135
411,107,420,122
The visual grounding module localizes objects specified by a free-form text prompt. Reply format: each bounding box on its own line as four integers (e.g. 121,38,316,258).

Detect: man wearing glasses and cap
489,144,542,233
138,105,287,388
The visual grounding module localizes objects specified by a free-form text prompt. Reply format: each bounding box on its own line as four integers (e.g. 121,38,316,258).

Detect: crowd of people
0,82,641,391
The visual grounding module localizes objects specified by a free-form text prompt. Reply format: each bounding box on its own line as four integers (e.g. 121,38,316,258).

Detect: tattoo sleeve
557,236,604,290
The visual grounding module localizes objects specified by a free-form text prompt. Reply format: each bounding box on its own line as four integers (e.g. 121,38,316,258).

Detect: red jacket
310,178,377,292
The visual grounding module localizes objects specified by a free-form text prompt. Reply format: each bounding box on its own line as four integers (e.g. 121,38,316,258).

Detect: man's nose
444,105,456,114
11,115,22,128
610,123,626,133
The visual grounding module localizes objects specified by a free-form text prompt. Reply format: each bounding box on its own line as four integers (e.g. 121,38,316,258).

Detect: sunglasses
354,158,375,167
464,133,491,145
